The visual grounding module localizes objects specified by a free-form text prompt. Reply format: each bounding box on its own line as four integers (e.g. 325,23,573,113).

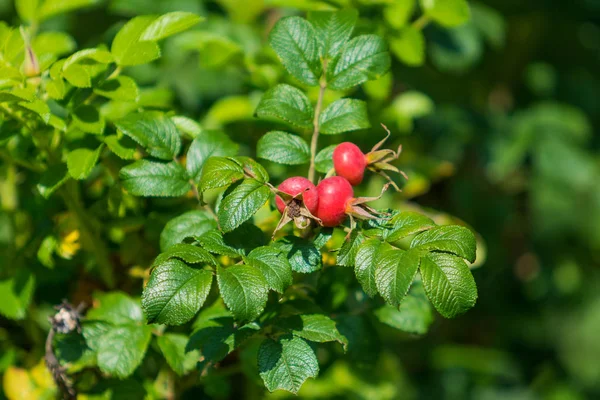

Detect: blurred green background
2,0,600,399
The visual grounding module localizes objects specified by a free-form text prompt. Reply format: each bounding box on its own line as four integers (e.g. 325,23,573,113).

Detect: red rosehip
315,176,354,227
333,142,367,186
275,177,319,215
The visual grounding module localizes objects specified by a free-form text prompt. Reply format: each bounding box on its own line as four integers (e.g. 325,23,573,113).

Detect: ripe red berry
315,176,354,227
275,177,319,215
333,142,367,186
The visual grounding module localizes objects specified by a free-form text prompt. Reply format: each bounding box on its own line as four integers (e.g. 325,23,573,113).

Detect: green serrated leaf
18,99,51,123
172,115,202,138
218,179,271,232
160,210,217,251
336,230,365,267
196,229,240,258
154,243,216,266
255,84,314,130
87,292,144,324
355,239,392,298
257,131,310,165
115,112,181,160
314,144,336,173
111,15,161,66
120,160,191,198
83,292,153,378
66,145,103,180
187,131,238,183
374,281,433,335
156,333,200,376
269,16,321,86
390,26,425,67
327,35,390,90
275,314,347,348
384,0,416,29
84,322,152,379
245,246,293,293
235,156,269,183
308,9,358,58
217,264,268,322
273,236,322,273
365,211,435,242
319,99,370,135
258,335,319,394
410,225,476,262
420,252,477,318
187,302,260,365
199,156,244,192
139,12,202,41
94,76,139,101
104,135,137,160
375,248,420,307
72,105,105,134
62,48,113,70
142,258,213,325
420,0,471,28
63,64,91,87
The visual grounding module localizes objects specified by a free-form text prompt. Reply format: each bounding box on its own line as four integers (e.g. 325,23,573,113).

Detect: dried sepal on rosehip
332,124,408,190
272,177,321,236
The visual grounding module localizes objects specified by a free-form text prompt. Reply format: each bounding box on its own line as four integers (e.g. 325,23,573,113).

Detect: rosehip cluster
273,128,405,232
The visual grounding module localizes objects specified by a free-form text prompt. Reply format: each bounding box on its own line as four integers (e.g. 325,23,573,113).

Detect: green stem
60,181,116,288
308,80,327,183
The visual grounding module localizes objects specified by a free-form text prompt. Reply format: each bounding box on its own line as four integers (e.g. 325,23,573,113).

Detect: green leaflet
410,225,477,262
420,252,477,318
273,235,322,273
111,12,201,66
258,335,319,394
186,130,238,183
275,314,347,349
83,292,153,378
217,179,271,232
268,16,321,86
142,258,213,325
160,210,217,251
374,281,433,335
336,230,366,267
327,35,391,90
217,264,268,322
308,9,358,58
187,302,260,365
314,144,336,173
375,248,421,307
256,131,310,165
156,333,200,376
66,145,104,180
255,84,314,130
199,156,244,192
420,0,471,28
390,27,425,67
245,246,293,293
355,239,392,298
94,76,139,101
154,243,217,266
72,105,105,134
119,160,192,198
319,99,370,135
115,112,181,160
